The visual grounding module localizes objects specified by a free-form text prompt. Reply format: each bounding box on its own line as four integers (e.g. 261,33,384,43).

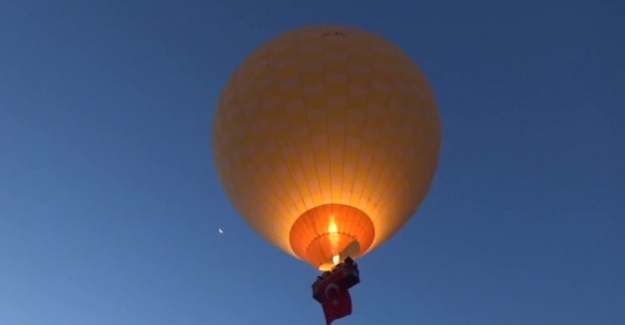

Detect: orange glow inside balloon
212,25,441,270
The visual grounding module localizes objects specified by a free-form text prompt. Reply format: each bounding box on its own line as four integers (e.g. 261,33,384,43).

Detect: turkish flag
318,274,352,325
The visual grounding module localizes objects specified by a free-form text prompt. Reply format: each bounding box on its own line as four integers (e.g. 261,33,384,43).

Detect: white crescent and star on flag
324,283,340,306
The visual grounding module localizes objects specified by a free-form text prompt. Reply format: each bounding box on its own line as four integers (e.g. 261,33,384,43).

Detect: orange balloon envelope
212,25,441,270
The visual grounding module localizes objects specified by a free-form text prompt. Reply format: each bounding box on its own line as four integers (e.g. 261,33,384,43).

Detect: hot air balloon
212,24,441,324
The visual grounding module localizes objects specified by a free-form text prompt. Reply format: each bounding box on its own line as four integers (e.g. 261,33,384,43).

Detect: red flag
318,275,352,325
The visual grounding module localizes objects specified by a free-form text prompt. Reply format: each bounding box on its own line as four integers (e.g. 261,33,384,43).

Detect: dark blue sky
1,1,624,324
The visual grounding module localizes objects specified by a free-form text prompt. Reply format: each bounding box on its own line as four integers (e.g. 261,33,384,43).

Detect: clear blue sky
1,0,624,324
